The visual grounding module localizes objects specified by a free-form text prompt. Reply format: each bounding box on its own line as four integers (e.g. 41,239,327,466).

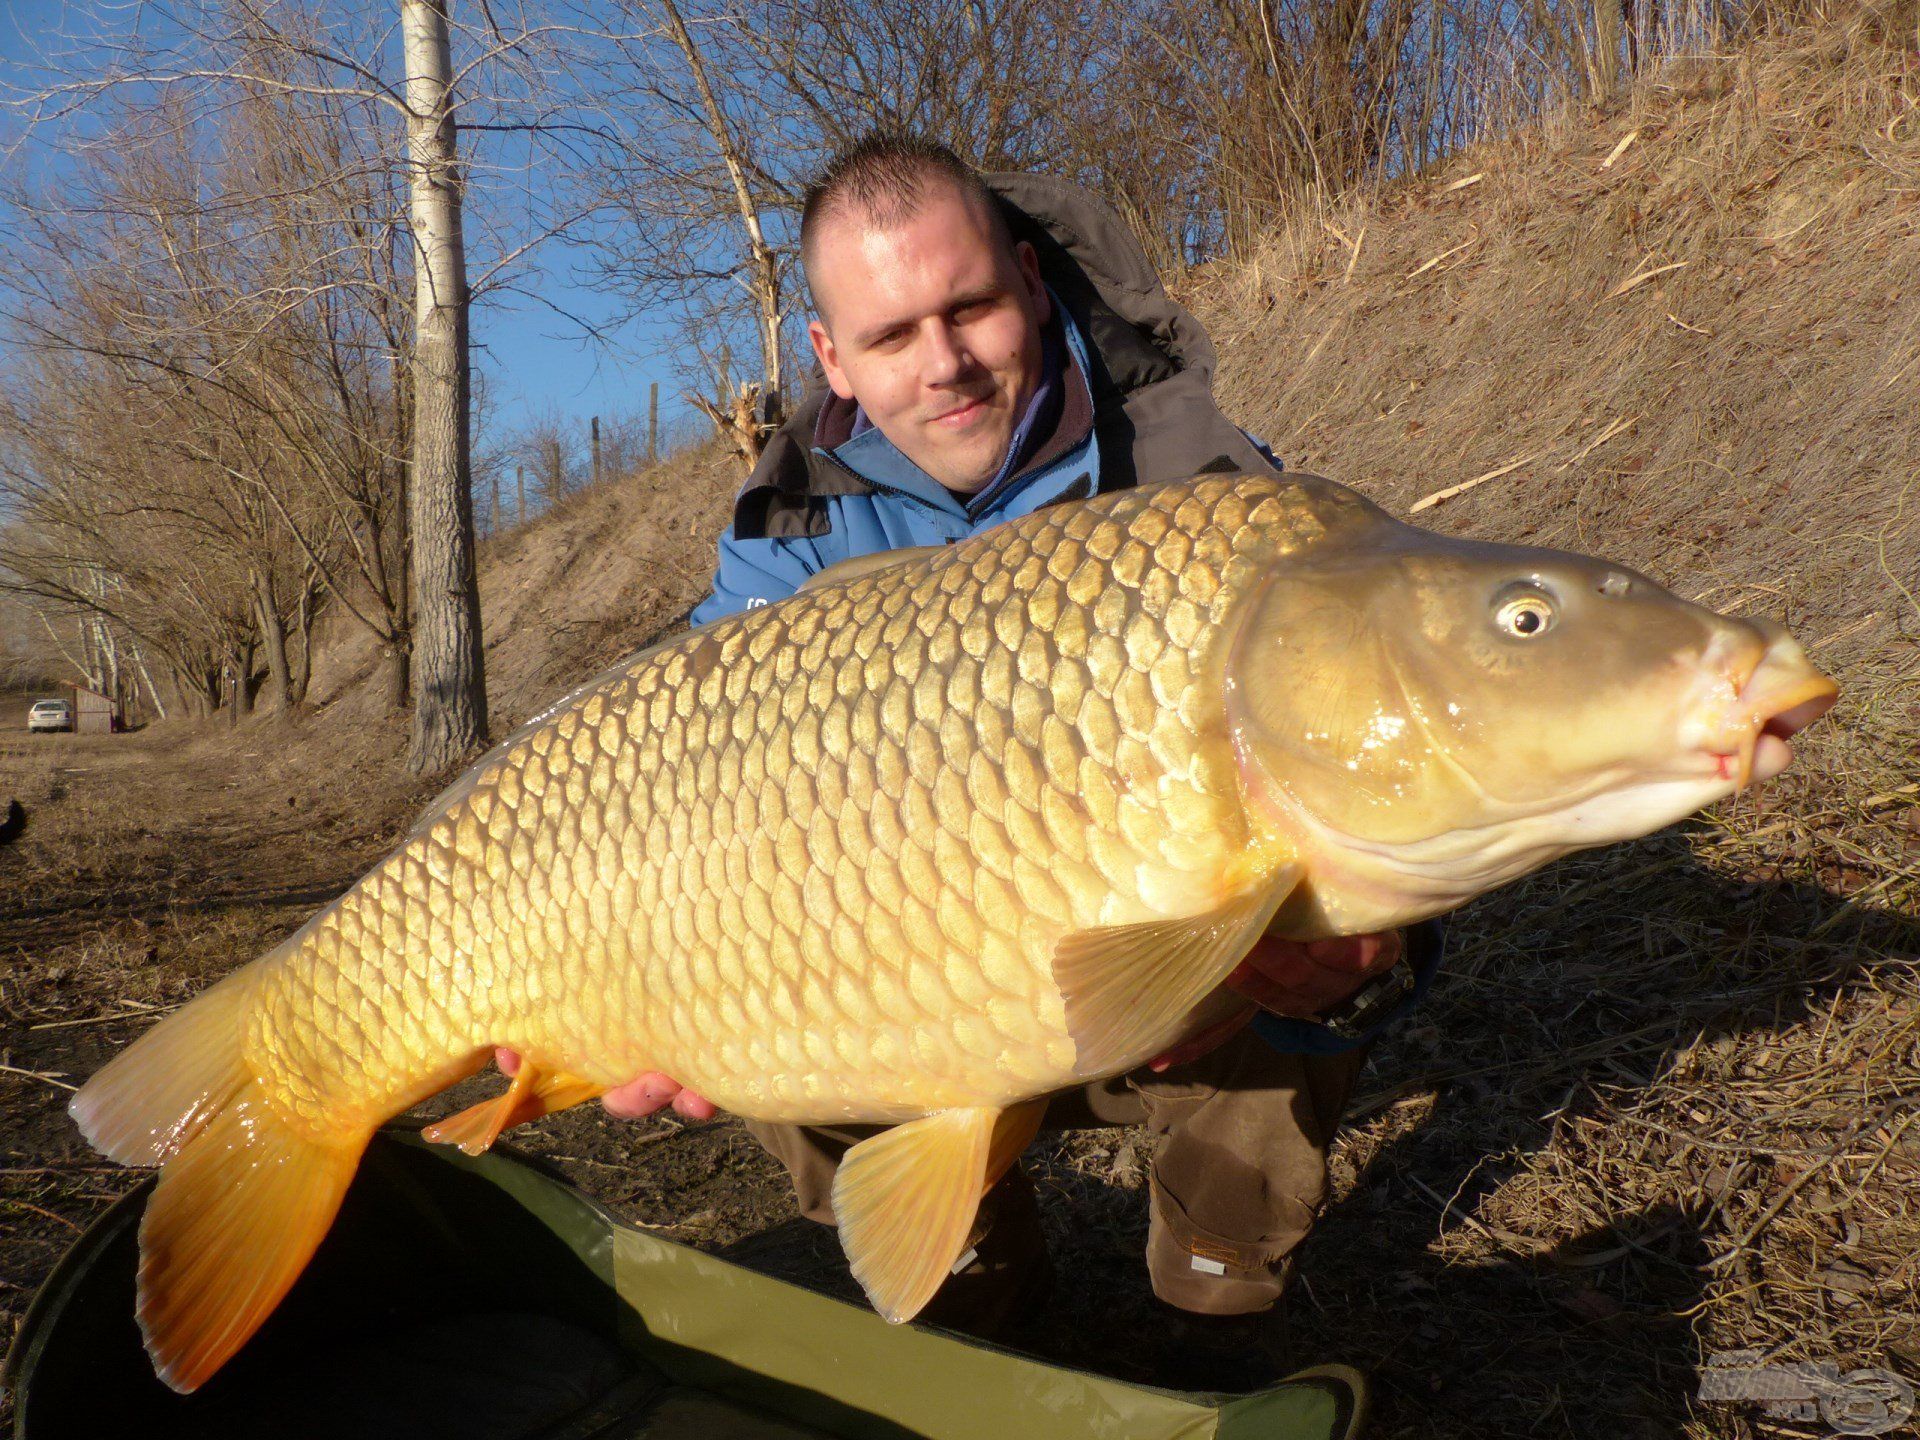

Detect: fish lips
1702,670,1839,789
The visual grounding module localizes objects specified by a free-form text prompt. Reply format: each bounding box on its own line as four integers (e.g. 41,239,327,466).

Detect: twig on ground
1605,260,1689,300
1411,451,1545,512
1403,235,1478,282
1602,130,1642,168
1,1199,83,1233
29,1002,178,1031
0,1063,76,1092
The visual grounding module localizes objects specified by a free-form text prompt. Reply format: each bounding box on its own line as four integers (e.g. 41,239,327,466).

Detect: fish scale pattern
244,473,1346,1135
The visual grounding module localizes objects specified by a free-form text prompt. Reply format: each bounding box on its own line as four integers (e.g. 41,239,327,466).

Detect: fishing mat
5,1129,1366,1439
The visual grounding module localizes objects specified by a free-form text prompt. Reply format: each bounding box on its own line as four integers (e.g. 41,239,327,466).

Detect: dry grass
1175,4,1920,1431
304,441,738,736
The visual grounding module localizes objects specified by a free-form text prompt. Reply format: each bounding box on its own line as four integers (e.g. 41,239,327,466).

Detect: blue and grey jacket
690,170,1440,1052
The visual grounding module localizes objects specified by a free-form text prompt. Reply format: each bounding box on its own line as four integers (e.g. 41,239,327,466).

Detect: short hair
799,132,1012,302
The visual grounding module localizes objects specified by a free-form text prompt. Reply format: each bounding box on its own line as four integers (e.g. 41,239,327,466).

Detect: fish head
1226,522,1839,933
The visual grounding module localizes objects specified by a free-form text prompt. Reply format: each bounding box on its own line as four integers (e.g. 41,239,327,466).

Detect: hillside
1183,3,1920,1425
305,446,740,735
5,7,1916,1438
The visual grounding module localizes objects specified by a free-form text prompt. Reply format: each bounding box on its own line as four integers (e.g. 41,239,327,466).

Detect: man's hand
1145,930,1405,1073
1225,930,1404,1018
493,1047,717,1122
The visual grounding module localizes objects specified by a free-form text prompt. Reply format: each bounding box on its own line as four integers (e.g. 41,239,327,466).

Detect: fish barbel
71,472,1836,1390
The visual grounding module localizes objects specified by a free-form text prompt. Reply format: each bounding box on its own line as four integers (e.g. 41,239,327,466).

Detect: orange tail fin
135,1085,364,1391
70,971,369,1393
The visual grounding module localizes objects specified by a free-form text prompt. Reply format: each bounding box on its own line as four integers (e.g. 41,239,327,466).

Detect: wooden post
516,464,526,525
648,382,659,464
591,414,602,488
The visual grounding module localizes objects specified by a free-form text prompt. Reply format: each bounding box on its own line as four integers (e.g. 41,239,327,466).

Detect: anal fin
1055,858,1303,1078
834,1106,1035,1325
422,1061,605,1156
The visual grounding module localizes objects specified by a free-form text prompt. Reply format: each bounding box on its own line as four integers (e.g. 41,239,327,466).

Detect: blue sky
0,0,697,453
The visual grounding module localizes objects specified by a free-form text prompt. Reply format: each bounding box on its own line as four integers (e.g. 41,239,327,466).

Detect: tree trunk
254,572,294,712
227,646,252,726
196,661,222,719
385,366,414,717
129,639,167,723
291,578,317,707
401,0,487,773
384,641,411,713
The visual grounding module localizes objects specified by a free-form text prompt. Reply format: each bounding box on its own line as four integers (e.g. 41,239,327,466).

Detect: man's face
807,183,1051,494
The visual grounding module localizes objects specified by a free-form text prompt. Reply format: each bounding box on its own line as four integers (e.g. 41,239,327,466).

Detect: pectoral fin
833,1103,1045,1325
1054,859,1303,1078
423,1061,606,1156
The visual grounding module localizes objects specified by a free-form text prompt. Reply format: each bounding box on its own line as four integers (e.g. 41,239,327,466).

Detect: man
513,134,1440,1386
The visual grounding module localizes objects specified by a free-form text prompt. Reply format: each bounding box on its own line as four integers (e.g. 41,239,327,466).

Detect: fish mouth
1704,669,1839,790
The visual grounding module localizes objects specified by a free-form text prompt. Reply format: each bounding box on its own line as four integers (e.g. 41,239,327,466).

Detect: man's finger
1228,960,1352,1017
601,1073,675,1120
1303,931,1402,974
671,1089,718,1121
601,1071,718,1122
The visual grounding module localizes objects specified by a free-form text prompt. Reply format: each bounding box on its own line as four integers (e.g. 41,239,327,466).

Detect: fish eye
1493,586,1556,638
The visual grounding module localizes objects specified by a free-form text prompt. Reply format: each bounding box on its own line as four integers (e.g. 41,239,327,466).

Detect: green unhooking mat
4,1130,1366,1439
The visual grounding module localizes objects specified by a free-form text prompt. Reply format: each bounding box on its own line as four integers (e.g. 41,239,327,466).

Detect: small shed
70,685,117,735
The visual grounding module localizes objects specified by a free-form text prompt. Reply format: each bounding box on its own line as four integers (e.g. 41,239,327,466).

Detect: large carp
73,472,1836,1391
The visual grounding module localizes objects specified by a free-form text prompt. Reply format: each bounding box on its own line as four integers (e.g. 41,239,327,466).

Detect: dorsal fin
799,546,946,593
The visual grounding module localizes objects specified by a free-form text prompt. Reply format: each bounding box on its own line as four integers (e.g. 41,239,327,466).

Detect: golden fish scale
243,475,1343,1139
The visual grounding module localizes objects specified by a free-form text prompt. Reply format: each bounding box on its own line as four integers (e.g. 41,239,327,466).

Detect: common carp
72,472,1836,1391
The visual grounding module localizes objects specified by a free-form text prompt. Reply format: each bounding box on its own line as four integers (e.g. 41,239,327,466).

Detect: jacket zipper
815,448,969,532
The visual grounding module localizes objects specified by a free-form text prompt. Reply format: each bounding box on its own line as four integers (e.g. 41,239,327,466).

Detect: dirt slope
4,8,1917,1438
1200,4,1918,670
305,444,739,735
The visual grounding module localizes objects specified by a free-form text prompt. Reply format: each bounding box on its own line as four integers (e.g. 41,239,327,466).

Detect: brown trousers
745,1031,1366,1316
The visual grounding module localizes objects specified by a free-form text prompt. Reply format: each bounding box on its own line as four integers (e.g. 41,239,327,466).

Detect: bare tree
657,0,786,457
510,404,582,510
0,56,417,718
0,0,598,761
400,0,485,770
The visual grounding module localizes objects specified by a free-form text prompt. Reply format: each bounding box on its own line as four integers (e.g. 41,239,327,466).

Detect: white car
27,698,73,733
